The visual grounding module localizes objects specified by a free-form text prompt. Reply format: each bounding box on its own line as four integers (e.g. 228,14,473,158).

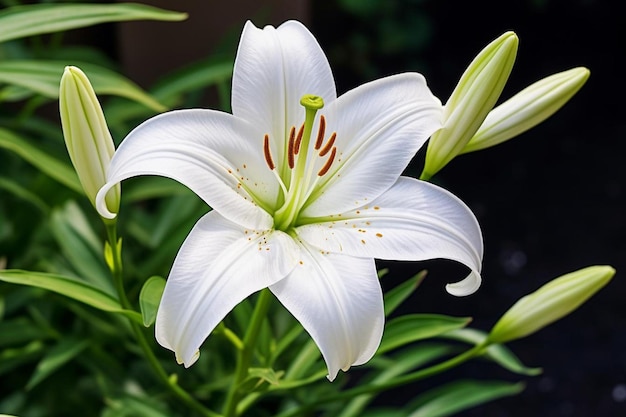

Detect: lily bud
462,67,590,153
488,265,615,344
421,32,518,180
59,66,120,217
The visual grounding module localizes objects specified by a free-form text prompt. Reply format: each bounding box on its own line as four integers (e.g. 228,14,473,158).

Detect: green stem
222,289,274,417
276,344,486,417
104,222,221,417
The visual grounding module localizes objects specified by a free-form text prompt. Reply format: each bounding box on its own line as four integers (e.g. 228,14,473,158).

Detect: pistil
274,95,325,231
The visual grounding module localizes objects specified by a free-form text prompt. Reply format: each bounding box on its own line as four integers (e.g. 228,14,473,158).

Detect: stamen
294,123,305,155
314,115,326,150
263,134,275,170
317,147,337,176
287,127,296,169
319,132,337,157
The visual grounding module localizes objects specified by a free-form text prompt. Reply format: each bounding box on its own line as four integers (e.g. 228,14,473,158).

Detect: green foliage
0,4,230,415
139,276,166,327
0,60,167,111
0,270,142,323
0,2,187,44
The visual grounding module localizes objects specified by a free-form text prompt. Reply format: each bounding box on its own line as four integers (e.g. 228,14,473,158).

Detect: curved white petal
269,243,384,381
301,73,443,217
297,177,483,296
156,211,300,366
232,20,336,174
95,109,277,230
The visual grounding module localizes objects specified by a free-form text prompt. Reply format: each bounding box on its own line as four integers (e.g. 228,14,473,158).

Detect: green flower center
263,95,338,232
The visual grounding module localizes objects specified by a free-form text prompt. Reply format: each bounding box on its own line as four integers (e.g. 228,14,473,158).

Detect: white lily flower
96,21,483,380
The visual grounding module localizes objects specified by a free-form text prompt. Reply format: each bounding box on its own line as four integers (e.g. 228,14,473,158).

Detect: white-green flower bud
421,32,518,180
488,265,615,344
462,67,590,153
59,66,120,217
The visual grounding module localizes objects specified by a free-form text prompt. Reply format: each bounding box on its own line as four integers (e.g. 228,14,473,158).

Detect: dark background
309,1,625,416
101,0,626,415
315,1,626,415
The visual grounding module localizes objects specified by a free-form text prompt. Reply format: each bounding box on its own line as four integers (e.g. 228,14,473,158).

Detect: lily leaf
383,270,427,316
0,3,187,44
406,379,525,417
0,270,142,324
442,327,542,376
0,177,49,213
0,317,46,348
139,276,166,327
0,341,45,377
378,314,471,355
339,345,455,417
104,58,234,126
0,60,166,112
0,127,81,193
26,338,89,390
50,201,114,295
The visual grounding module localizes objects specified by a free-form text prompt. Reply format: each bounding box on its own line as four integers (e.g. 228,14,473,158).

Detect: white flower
96,21,483,380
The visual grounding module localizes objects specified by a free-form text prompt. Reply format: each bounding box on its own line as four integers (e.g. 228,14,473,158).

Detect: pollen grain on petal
376,233,383,238
263,134,275,170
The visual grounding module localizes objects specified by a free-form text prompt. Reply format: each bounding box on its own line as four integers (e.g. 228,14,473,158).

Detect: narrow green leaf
50,201,114,294
0,177,49,213
0,60,166,112
102,394,172,417
0,317,45,347
247,367,283,386
378,314,471,354
361,410,405,417
0,127,81,192
0,270,142,324
407,380,525,417
340,345,455,417
152,59,234,102
122,177,192,202
0,3,187,44
384,270,427,316
139,276,166,327
104,58,234,125
443,328,542,376
26,338,89,390
0,84,33,102
0,340,45,376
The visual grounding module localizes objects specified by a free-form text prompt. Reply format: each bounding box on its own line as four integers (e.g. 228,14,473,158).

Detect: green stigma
300,94,324,110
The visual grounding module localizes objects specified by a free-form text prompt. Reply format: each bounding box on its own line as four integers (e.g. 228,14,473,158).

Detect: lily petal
297,177,482,295
302,73,443,217
156,210,300,366
96,109,276,229
270,243,384,381
232,20,336,174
